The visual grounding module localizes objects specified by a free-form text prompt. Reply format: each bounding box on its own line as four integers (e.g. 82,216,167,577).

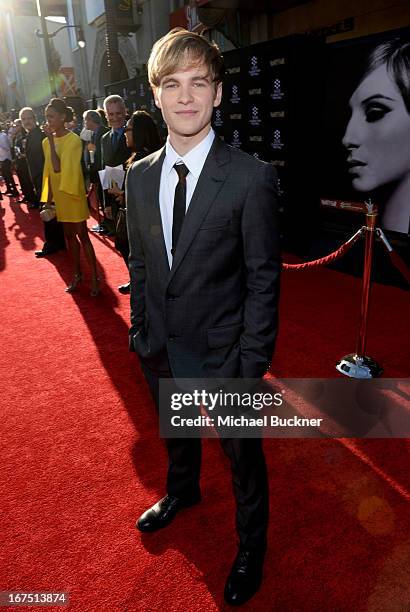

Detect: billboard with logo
214,36,324,252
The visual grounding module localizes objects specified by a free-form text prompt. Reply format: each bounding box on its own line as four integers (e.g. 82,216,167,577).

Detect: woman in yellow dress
41,98,99,296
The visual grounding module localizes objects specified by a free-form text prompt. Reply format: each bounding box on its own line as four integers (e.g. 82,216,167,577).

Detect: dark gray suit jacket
25,126,45,183
101,129,132,209
126,136,280,379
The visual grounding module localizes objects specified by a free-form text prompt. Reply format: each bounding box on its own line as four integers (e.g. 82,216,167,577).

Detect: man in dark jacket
20,107,65,257
97,95,131,235
126,29,280,607
83,109,109,210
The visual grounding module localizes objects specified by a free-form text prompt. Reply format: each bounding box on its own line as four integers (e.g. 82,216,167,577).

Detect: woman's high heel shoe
90,277,100,297
65,273,82,293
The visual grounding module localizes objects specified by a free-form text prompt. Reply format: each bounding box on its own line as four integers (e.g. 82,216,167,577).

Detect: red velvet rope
282,227,365,270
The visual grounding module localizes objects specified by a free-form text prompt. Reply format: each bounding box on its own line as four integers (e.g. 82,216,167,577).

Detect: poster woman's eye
364,104,391,123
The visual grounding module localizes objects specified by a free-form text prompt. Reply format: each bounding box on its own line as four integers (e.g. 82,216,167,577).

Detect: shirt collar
111,126,125,136
164,128,215,179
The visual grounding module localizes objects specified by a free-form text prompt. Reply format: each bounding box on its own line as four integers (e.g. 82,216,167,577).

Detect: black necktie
111,131,119,148
172,163,189,256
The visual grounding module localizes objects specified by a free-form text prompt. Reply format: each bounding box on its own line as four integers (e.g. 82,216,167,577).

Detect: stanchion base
336,354,383,379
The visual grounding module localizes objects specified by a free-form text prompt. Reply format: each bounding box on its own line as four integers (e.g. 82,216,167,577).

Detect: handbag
39,204,56,222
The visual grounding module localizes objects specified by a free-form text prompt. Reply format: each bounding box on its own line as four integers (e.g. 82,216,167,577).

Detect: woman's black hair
96,108,108,126
45,98,74,123
363,39,410,112
126,110,162,167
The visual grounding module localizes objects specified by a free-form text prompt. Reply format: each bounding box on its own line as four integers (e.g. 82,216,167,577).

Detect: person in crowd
11,118,37,205
82,110,108,230
41,98,99,296
126,28,280,606
96,107,108,127
0,123,19,198
107,110,162,294
82,109,109,200
67,112,82,136
342,38,410,235
93,95,131,236
19,106,66,257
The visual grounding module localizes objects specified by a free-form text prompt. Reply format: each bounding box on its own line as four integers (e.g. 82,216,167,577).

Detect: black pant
141,356,269,551
31,174,65,252
1,159,18,195
15,159,36,202
43,217,66,253
114,207,129,268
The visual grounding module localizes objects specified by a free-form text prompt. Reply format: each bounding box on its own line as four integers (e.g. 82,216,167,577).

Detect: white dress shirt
159,128,215,268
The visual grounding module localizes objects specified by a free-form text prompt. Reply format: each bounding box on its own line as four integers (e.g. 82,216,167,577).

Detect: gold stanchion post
336,200,383,378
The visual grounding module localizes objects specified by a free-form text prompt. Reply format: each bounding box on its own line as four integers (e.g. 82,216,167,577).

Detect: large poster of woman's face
323,29,410,236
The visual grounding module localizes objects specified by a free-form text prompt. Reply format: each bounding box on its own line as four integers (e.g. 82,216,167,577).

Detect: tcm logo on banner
271,78,285,101
271,129,284,151
249,56,261,77
213,109,223,127
229,85,241,104
250,106,262,127
57,67,78,96
231,130,242,148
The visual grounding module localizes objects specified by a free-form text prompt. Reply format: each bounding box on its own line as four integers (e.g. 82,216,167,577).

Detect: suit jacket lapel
104,133,113,163
142,146,170,274
168,137,230,284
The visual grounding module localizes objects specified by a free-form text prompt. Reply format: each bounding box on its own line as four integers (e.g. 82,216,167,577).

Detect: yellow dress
41,131,89,223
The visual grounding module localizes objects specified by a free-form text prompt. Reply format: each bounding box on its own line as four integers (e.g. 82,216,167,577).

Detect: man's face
153,62,222,142
20,111,36,132
106,102,126,129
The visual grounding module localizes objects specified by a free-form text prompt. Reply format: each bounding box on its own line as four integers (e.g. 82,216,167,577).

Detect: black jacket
25,126,45,182
126,136,281,379
101,129,132,209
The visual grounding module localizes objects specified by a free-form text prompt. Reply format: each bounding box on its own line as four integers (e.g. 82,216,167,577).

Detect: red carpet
1,194,409,611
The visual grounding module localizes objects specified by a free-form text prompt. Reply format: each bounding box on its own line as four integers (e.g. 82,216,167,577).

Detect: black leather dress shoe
35,249,58,258
136,494,201,533
224,548,265,606
118,282,130,294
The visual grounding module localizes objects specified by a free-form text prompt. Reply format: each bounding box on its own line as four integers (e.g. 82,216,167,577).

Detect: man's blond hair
148,28,224,88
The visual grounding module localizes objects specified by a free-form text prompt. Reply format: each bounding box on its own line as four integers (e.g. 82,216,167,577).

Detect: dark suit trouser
31,174,65,252
16,159,36,202
43,218,66,252
141,356,269,552
1,159,18,194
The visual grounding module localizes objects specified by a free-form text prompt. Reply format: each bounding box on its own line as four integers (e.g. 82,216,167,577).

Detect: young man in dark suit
96,95,131,236
126,28,280,606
